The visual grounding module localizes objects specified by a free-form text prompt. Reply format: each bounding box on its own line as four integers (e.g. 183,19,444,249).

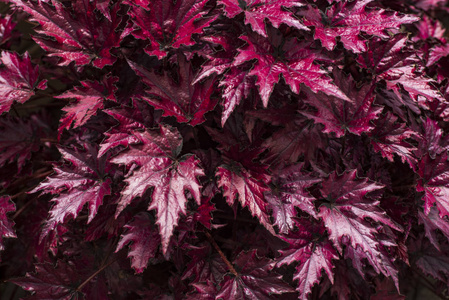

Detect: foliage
1,0,449,299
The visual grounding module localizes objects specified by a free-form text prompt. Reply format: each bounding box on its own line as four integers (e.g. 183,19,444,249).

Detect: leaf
416,152,449,218
98,99,157,157
0,51,44,114
219,0,308,37
126,0,217,59
276,218,338,300
128,54,217,126
418,207,449,251
111,125,204,254
216,250,294,299
0,196,16,251
233,33,350,107
12,0,122,67
216,147,274,233
265,164,321,234
368,111,416,167
317,170,400,285
182,244,227,283
219,67,255,126
32,143,112,239
300,0,419,53
115,213,160,273
357,34,443,102
11,261,83,300
301,70,383,137
410,237,449,285
56,77,117,135
0,116,41,171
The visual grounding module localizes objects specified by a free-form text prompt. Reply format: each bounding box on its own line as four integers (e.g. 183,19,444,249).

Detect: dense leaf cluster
1,0,449,299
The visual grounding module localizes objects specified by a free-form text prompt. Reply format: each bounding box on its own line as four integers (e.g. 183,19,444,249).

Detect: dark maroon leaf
0,116,41,171
276,218,337,299
265,164,321,233
11,261,83,300
128,54,217,126
357,34,443,102
368,111,416,167
0,196,16,251
12,0,122,67
301,1,419,53
111,125,204,254
126,0,217,59
219,0,308,37
417,152,449,218
317,170,401,286
182,244,227,283
32,143,112,239
301,70,383,137
233,33,350,106
115,212,160,273
216,147,274,233
0,51,44,114
56,77,117,135
216,250,294,299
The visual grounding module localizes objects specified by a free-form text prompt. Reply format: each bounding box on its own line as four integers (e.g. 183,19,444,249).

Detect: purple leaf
126,0,217,59
32,143,112,239
115,213,160,273
217,250,294,299
219,0,308,37
301,0,419,53
111,125,204,254
128,54,217,126
0,51,43,114
12,0,122,67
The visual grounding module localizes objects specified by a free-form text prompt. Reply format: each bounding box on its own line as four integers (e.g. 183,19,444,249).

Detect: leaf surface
32,143,112,239
127,0,216,59
0,51,44,114
128,55,216,126
12,0,122,67
219,0,308,37
111,126,204,254
116,213,160,273
216,250,294,299
301,0,418,53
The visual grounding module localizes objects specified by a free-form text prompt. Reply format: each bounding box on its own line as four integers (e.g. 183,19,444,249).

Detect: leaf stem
205,231,238,276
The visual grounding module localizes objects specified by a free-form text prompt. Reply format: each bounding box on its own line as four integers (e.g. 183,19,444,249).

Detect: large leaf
111,125,204,254
0,51,44,114
128,55,217,126
265,164,321,234
56,77,117,134
317,170,400,285
301,70,383,137
32,143,112,239
12,0,122,67
233,33,350,106
368,111,416,167
219,0,308,37
216,250,294,299
216,147,274,233
115,213,160,273
357,34,443,102
276,218,338,300
301,0,419,53
126,0,217,59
